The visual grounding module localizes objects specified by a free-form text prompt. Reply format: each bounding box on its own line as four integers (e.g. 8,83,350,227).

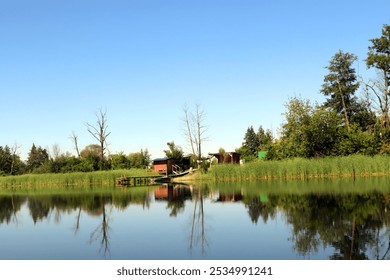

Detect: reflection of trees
0,196,23,225
280,193,390,259
371,206,390,260
189,187,209,256
245,196,277,224
0,189,152,259
73,207,82,234
247,197,262,224
89,196,112,258
28,198,51,224
166,185,192,217
1,189,152,225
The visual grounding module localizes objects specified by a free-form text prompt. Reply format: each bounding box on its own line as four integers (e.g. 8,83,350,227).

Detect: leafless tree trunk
10,143,21,175
337,81,350,130
362,71,390,128
70,131,81,158
51,143,61,160
86,108,111,169
182,104,209,168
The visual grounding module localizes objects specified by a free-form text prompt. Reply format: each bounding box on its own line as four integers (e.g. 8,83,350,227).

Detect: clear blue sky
1,0,389,160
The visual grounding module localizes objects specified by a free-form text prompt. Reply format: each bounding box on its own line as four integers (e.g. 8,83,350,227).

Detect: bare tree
362,71,389,128
69,131,81,158
366,24,390,128
51,143,61,160
10,143,21,175
86,108,111,169
182,104,209,167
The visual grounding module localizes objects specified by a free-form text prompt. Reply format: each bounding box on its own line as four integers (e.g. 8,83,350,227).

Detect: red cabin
153,157,175,175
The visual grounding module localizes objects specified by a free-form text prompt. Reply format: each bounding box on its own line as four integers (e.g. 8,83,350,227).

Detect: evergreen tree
0,146,12,175
257,126,273,150
243,126,260,156
321,50,359,129
27,144,49,172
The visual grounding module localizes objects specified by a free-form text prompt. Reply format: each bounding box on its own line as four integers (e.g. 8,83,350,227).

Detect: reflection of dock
115,176,163,187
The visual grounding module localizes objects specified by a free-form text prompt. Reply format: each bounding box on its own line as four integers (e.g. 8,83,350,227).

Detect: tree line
0,109,151,176
238,24,390,161
0,102,207,176
0,143,152,176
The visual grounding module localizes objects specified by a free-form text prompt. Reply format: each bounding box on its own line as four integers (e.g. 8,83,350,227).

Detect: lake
1,177,390,260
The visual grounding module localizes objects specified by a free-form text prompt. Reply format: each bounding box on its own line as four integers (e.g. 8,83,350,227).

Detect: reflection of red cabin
154,185,192,201
153,157,175,175
154,187,169,199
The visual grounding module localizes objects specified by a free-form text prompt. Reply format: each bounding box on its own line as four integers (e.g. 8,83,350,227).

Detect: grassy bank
0,169,157,188
202,155,390,181
3,155,390,187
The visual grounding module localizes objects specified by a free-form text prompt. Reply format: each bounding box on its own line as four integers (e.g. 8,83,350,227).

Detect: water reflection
189,187,208,256
88,196,112,258
1,180,390,259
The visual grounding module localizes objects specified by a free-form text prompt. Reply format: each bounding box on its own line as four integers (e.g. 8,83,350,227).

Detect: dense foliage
0,142,151,176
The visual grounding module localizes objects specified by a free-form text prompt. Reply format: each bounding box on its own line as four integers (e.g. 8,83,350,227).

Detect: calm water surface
1,177,390,260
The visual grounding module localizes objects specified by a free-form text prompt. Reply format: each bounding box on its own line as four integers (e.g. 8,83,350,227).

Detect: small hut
152,157,175,175
208,152,241,164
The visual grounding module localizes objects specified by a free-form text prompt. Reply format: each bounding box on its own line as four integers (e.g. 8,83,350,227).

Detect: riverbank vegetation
204,155,390,181
0,169,155,188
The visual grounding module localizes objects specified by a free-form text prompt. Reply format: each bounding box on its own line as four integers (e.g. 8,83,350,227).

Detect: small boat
154,170,190,183
154,176,171,183
170,170,190,178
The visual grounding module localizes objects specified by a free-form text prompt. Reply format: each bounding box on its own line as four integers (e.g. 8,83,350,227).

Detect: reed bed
0,169,156,188
205,155,390,181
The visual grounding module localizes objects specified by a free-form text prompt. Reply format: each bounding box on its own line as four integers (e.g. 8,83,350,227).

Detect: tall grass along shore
0,169,155,188
204,155,390,181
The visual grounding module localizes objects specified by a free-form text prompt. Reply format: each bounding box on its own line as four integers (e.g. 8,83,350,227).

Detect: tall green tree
111,153,131,170
321,50,359,129
366,24,390,128
257,126,273,150
279,97,313,158
129,149,151,168
243,126,260,156
164,142,184,161
79,144,101,171
0,146,12,175
27,144,49,172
